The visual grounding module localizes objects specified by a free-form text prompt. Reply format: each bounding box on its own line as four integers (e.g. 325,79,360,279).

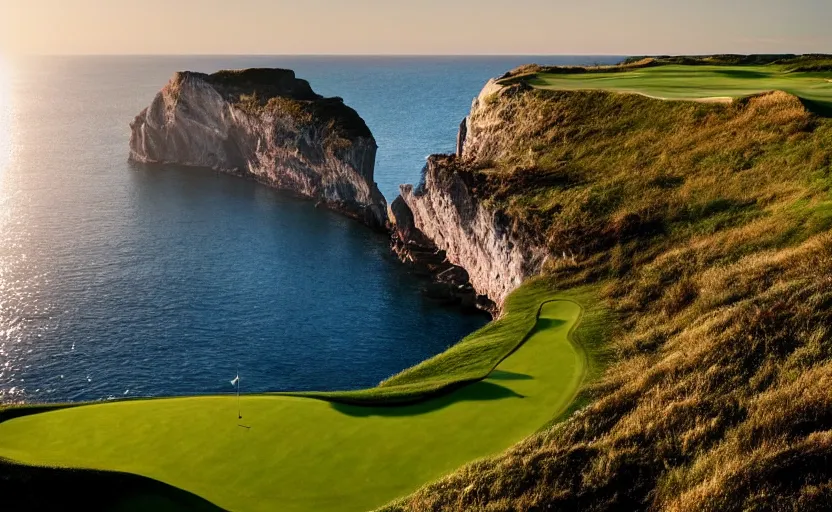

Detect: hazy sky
1,0,831,55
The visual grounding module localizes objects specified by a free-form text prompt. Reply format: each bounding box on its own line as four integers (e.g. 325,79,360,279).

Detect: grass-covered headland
0,282,610,512
386,55,832,510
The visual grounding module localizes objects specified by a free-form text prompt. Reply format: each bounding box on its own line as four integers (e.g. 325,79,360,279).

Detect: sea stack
129,68,387,229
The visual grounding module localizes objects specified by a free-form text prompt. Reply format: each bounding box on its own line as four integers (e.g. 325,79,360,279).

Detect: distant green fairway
0,287,601,511
525,65,832,111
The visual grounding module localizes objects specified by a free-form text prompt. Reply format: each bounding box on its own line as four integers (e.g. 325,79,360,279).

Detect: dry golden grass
383,83,832,511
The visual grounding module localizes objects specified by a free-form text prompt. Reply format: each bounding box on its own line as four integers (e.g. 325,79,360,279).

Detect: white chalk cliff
391,78,548,310
129,68,387,228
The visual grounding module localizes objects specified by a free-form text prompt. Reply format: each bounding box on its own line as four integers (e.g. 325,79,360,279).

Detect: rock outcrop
390,78,550,312
129,68,387,229
391,157,547,312
457,78,529,163
389,195,488,312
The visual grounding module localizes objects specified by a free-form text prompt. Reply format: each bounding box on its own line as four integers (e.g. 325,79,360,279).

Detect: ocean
0,55,621,403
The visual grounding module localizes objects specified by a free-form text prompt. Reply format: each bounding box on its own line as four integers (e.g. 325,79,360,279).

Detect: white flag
230,375,239,386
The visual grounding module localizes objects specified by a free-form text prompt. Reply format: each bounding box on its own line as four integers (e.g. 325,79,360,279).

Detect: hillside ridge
386,63,832,510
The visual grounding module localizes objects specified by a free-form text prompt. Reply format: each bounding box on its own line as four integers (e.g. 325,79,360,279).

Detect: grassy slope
388,65,832,510
291,278,588,404
0,283,610,512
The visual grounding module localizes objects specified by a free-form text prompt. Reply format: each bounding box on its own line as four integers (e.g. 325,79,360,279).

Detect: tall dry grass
383,85,832,511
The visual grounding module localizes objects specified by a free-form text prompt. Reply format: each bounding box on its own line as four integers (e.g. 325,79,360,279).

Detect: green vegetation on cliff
388,62,832,511
469,88,831,266
174,68,374,141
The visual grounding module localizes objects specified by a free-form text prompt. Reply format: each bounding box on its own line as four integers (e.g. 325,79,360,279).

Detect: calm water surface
0,56,619,403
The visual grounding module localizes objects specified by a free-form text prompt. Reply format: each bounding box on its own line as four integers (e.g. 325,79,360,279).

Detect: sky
1,0,831,56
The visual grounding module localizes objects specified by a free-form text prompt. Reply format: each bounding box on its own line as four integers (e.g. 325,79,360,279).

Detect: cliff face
130,69,386,228
390,77,550,310
392,155,547,311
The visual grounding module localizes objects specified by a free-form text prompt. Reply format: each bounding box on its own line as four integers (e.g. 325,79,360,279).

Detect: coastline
0,283,608,512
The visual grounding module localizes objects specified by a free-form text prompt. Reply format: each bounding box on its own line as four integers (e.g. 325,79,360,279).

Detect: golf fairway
527,65,832,109
0,300,585,512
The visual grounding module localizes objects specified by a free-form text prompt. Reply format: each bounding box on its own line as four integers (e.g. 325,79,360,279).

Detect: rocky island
129,68,387,229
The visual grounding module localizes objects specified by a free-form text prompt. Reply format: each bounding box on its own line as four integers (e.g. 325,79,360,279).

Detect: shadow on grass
0,458,222,512
713,69,770,80
487,370,533,381
799,98,832,118
0,404,84,423
534,318,566,331
331,381,524,418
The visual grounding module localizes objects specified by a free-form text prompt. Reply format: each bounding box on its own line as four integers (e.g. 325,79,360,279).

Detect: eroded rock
129,68,387,229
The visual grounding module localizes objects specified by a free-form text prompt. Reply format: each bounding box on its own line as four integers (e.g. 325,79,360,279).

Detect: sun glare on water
0,55,11,183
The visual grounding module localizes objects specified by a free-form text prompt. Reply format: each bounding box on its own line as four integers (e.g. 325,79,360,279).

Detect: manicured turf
0,284,603,512
523,65,832,111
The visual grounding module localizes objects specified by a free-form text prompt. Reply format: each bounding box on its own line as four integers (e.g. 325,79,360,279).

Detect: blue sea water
0,55,621,403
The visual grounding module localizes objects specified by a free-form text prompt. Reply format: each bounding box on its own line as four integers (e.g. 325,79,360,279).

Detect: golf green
0,299,586,512
525,65,832,110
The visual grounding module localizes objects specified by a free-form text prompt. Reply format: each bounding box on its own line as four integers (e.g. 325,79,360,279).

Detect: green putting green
0,293,594,511
524,65,832,110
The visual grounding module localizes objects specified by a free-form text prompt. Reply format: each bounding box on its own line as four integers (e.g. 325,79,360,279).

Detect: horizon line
7,51,830,59
9,53,630,57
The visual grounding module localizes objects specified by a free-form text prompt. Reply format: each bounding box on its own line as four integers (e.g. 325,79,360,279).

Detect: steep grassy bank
290,279,607,405
386,65,832,510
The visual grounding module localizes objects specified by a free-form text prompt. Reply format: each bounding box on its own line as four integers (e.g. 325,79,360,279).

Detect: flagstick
237,366,242,420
